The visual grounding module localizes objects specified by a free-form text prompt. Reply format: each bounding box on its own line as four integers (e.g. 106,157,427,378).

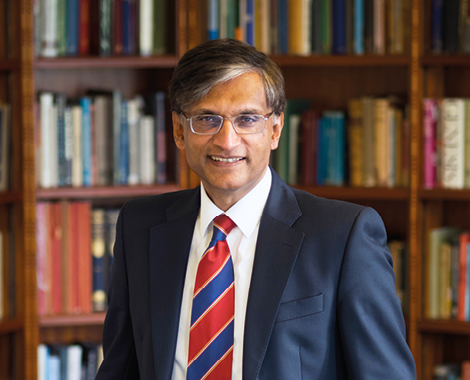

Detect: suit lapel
243,170,305,380
149,187,200,380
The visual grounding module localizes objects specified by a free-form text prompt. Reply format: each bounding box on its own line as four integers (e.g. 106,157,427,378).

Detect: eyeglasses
182,111,274,135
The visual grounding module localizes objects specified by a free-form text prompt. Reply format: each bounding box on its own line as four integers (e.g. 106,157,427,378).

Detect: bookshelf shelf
0,191,23,204
272,54,411,67
418,188,470,201
0,59,19,71
39,313,106,327
421,55,470,66
0,318,24,334
35,184,180,200
418,319,470,335
34,55,179,70
294,186,410,201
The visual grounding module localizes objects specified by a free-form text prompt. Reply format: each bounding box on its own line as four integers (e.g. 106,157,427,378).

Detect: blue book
92,209,107,312
278,0,288,54
55,94,68,187
65,0,79,55
323,111,345,186
332,0,346,54
431,0,443,53
208,0,220,40
119,101,129,185
80,97,93,187
354,0,364,54
122,0,134,55
246,0,254,45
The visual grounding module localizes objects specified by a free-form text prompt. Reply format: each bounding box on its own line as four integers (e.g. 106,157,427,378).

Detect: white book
127,99,141,185
442,98,466,189
37,344,49,380
39,93,54,188
50,104,58,187
464,99,470,188
140,116,155,185
139,0,154,56
0,104,10,191
66,345,83,380
41,0,58,57
72,104,83,187
48,354,61,380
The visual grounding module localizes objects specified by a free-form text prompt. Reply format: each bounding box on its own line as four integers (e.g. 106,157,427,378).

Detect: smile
210,156,244,163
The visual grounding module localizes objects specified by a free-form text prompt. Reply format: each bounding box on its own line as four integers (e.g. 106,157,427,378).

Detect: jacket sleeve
95,204,140,379
337,207,416,379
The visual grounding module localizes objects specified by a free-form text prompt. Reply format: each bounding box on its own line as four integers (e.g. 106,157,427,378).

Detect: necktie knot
212,215,236,242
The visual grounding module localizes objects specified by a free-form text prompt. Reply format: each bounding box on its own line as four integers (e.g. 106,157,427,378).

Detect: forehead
188,72,268,114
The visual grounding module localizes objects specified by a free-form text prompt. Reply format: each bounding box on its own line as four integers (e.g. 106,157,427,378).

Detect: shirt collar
199,168,272,239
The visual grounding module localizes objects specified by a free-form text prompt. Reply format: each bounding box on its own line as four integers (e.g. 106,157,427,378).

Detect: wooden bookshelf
7,0,470,378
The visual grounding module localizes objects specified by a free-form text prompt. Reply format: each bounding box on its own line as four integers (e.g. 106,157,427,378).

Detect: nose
212,118,240,149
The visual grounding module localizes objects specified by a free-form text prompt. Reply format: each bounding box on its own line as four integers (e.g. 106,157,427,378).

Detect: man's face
173,72,284,208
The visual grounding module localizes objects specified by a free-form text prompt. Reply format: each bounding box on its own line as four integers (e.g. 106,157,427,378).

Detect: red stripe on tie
202,346,234,380
188,284,234,363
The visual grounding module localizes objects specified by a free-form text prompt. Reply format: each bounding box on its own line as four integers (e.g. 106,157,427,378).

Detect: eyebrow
191,108,264,115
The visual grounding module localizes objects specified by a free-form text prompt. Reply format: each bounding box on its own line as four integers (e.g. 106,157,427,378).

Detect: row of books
273,96,410,188
37,90,169,189
0,103,10,192
36,202,119,316
208,0,409,56
427,0,470,55
433,361,470,380
423,98,470,190
425,227,470,321
35,0,168,58
38,343,103,380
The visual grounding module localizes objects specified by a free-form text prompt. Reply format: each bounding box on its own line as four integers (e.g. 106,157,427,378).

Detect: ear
270,112,284,150
172,112,186,150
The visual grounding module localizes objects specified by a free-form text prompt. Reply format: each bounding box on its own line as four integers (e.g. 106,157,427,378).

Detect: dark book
443,0,460,53
332,0,346,54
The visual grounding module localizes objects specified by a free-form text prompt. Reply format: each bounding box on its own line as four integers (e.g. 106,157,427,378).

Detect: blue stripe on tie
191,259,234,325
187,319,234,380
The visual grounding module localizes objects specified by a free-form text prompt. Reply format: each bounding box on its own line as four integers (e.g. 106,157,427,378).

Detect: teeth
211,156,242,163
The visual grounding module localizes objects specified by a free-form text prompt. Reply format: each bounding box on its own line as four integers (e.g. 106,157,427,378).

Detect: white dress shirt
171,168,272,380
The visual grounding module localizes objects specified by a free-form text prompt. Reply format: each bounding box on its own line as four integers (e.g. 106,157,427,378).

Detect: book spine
119,101,129,185
153,0,167,54
99,0,112,56
113,91,122,185
208,0,220,40
312,0,323,54
354,0,365,54
56,0,67,55
41,0,59,57
56,94,67,187
92,209,107,312
40,93,54,188
65,0,79,55
431,0,443,53
423,99,437,189
246,0,254,45
127,98,140,185
79,0,91,55
140,116,155,184
442,98,465,189
80,97,93,187
321,0,332,54
139,0,154,56
332,0,346,54
113,0,123,54
155,92,167,184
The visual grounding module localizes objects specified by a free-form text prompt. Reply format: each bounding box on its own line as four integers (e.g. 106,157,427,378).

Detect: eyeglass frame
180,111,275,135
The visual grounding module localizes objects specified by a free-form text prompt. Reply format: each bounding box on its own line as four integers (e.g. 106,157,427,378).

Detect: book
91,209,107,312
354,0,365,54
288,0,311,55
99,0,112,56
288,114,301,185
153,0,167,54
39,93,55,188
332,0,346,54
322,111,345,186
139,0,154,56
36,203,48,316
208,0,219,40
427,227,460,319
300,110,320,186
41,0,59,57
79,0,91,55
347,98,363,187
71,102,83,187
443,0,461,53
65,0,79,55
423,99,438,189
139,115,156,184
80,97,93,187
0,103,10,191
442,98,465,189
127,98,141,185
49,203,62,314
362,97,377,187
56,94,69,187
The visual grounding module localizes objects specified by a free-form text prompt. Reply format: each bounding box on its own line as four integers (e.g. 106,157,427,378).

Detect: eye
236,115,261,125
195,115,221,124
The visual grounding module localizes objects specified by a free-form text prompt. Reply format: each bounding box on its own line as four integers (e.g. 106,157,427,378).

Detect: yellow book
347,99,363,187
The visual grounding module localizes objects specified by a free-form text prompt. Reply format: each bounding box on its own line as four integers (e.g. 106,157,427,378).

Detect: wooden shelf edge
0,191,23,204
272,54,410,67
0,318,24,334
419,188,470,201
294,185,410,201
36,183,181,200
39,312,106,327
421,54,470,66
34,55,179,69
418,319,470,335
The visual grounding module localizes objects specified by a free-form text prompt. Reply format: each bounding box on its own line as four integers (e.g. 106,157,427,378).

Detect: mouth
209,156,245,163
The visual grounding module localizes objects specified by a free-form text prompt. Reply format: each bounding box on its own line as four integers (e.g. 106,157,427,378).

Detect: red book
49,203,62,315
78,202,92,314
60,201,73,314
458,232,470,321
301,110,319,186
70,203,81,313
113,0,123,54
36,203,48,316
463,361,470,380
79,0,91,55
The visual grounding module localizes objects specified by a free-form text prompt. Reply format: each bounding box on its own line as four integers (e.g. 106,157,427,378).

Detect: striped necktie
187,214,236,380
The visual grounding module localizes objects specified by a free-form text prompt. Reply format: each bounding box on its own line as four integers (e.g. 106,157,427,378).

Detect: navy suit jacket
96,169,416,380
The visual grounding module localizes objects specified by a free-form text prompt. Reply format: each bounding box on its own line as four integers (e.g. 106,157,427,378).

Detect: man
96,38,416,380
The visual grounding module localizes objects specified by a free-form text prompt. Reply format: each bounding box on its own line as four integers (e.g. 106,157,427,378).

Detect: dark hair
169,39,286,116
